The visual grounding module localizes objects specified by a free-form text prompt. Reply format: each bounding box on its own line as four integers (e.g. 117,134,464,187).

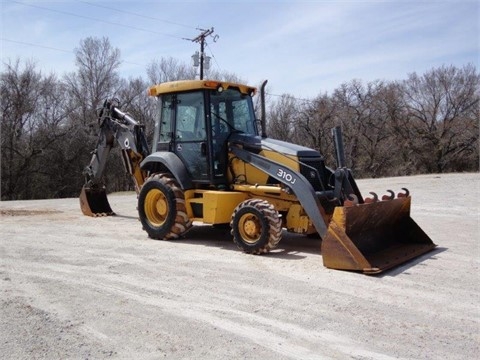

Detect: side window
210,89,257,136
210,101,229,138
159,94,173,143
232,99,250,132
176,92,205,141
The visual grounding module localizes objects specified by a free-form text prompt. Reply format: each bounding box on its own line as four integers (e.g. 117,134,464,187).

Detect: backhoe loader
80,79,435,274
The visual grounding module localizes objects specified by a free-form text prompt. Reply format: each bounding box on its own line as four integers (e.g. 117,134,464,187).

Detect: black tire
230,199,282,254
138,173,192,240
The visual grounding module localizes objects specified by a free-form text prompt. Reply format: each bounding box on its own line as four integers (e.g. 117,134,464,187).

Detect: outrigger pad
79,186,115,217
322,196,436,274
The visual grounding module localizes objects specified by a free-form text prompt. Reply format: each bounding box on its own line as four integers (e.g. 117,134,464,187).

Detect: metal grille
299,158,326,191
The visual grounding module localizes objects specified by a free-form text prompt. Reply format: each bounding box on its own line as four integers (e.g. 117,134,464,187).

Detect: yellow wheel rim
144,189,169,227
238,213,261,244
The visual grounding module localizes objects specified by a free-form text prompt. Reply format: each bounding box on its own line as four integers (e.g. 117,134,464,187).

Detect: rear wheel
138,173,192,239
230,199,282,254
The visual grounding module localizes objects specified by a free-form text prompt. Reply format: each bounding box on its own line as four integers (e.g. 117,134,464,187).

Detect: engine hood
229,133,322,159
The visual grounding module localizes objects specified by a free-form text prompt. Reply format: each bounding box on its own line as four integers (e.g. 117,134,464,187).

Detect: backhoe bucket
322,196,435,274
79,186,115,217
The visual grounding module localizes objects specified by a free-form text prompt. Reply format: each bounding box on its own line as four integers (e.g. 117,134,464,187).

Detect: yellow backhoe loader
80,80,435,274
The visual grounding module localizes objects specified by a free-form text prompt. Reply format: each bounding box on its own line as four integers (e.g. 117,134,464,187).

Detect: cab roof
147,80,256,97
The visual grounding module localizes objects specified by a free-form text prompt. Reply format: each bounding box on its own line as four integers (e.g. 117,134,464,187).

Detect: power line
205,42,221,72
77,1,197,30
11,1,184,40
1,38,145,67
8,2,221,74
266,92,316,104
1,38,72,54
1,39,314,100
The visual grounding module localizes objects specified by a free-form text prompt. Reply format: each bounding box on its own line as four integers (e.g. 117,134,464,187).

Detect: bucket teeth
397,187,410,198
346,188,410,205
344,194,359,207
364,192,378,203
382,190,395,201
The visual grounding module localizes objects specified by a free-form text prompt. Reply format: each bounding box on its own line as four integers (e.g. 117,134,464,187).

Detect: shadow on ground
173,223,444,276
176,224,322,259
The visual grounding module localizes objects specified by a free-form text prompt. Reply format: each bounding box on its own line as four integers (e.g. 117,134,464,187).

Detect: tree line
267,66,479,178
1,37,478,200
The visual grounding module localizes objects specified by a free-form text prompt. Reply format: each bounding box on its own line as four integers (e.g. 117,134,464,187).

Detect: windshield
209,88,257,136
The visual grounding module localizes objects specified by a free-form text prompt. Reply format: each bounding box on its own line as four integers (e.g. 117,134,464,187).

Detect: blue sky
1,0,478,98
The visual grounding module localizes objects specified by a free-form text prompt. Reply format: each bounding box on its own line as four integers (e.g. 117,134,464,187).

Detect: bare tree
397,64,479,173
267,94,297,141
1,60,41,199
374,82,412,176
64,36,122,126
331,80,405,177
117,77,155,140
205,68,246,83
146,57,196,84
293,94,337,165
332,80,371,174
1,59,69,199
60,37,123,195
354,81,396,177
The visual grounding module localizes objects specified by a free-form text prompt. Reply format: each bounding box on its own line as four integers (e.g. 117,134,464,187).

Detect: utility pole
186,27,218,80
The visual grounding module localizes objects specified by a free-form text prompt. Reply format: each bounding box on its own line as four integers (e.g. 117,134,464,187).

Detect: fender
141,152,193,190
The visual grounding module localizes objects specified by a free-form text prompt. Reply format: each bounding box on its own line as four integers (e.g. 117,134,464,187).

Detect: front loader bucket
79,186,115,217
322,196,435,274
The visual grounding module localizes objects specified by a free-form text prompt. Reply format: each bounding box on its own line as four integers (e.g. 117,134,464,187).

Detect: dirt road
1,173,479,359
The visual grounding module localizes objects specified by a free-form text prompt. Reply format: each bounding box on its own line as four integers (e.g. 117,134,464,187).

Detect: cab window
176,92,205,141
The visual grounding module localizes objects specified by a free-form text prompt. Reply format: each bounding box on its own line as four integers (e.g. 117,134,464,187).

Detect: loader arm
230,131,435,274
80,99,150,216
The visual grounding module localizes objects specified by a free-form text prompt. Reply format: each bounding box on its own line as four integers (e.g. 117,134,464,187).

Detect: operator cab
149,80,257,186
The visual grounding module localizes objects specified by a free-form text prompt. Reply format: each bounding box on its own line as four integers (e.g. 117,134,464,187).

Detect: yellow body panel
228,149,322,234
231,184,297,212
148,80,256,97
263,151,300,171
228,149,299,186
124,149,146,194
228,155,268,185
183,184,319,234
185,190,248,224
286,204,315,234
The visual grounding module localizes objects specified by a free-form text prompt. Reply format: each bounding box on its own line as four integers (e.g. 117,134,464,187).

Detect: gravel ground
1,173,479,359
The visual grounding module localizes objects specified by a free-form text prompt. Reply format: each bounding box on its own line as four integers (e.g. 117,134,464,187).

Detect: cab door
173,91,209,181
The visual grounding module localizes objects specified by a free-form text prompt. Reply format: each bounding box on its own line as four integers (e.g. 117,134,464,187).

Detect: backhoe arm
80,99,150,216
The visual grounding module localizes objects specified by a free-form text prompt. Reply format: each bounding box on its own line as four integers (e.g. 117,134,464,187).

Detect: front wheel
230,199,282,254
138,173,192,240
